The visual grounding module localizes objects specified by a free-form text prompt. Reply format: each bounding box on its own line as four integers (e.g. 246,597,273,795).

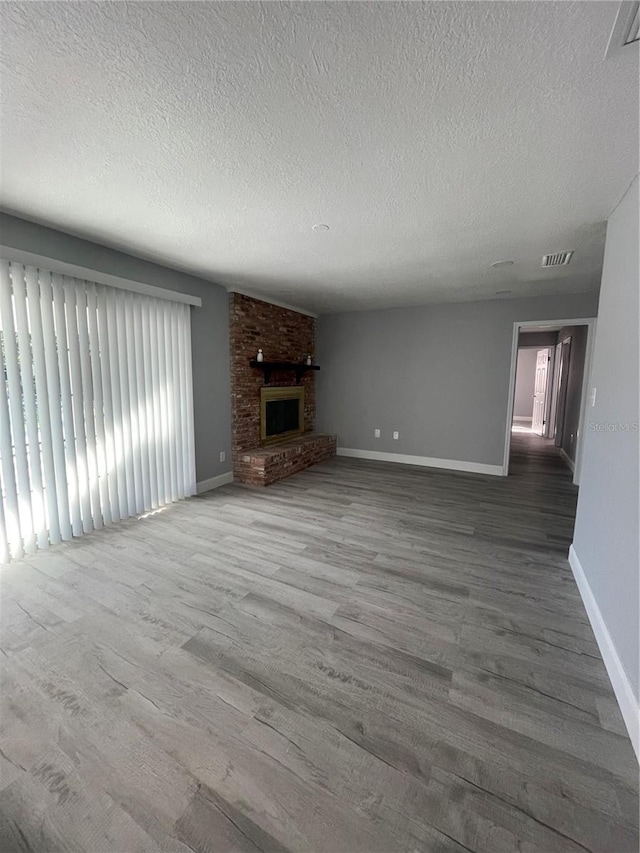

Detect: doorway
532,348,551,435
512,347,552,435
503,318,596,484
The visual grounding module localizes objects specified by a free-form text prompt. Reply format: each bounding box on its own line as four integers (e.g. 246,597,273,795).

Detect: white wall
317,291,599,470
571,176,639,751
513,348,537,419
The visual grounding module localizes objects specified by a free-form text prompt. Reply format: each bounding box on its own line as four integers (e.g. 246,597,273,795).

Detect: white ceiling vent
605,2,640,59
542,251,573,268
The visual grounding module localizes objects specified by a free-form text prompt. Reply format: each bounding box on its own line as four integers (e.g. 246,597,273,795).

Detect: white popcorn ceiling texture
1,1,637,312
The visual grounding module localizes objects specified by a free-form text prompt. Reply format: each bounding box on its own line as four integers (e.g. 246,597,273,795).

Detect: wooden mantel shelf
249,360,320,384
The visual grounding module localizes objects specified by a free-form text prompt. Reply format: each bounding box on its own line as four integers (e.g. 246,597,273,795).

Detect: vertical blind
0,260,196,563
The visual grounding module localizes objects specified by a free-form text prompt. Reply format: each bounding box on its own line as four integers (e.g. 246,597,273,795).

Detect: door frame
542,345,556,438
502,317,597,484
554,336,573,448
548,340,563,440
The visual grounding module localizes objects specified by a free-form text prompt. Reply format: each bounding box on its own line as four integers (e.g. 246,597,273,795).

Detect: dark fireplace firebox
260,386,304,443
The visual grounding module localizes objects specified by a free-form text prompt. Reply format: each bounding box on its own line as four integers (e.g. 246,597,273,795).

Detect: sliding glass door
0,260,196,563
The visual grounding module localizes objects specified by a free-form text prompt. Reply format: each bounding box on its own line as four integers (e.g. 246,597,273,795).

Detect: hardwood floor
0,433,637,852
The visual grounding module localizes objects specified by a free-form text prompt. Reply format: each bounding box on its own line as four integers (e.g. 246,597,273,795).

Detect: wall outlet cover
393,431,399,440
374,429,381,438
219,451,226,462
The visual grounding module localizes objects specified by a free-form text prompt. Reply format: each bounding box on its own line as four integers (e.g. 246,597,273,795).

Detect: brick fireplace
229,293,336,485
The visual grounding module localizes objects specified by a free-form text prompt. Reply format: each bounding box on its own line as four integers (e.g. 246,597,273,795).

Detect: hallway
509,428,577,481
507,430,580,556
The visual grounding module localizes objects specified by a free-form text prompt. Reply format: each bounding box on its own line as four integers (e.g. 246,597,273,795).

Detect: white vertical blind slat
0,261,36,553
124,291,144,514
25,266,61,545
160,301,173,504
171,303,184,500
39,271,72,540
177,303,190,493
141,296,159,510
97,285,120,523
0,261,197,562
184,304,197,495
0,481,9,564
154,300,171,505
132,295,151,512
0,302,23,560
75,278,102,530
115,295,135,516
52,275,83,537
105,287,128,520
63,277,92,533
148,299,165,508
11,264,48,549
164,305,178,504
87,282,111,526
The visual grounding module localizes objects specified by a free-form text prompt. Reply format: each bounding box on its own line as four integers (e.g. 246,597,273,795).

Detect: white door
532,349,549,435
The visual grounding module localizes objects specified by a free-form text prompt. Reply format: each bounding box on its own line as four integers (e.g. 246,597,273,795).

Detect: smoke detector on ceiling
542,251,573,268
605,1,640,59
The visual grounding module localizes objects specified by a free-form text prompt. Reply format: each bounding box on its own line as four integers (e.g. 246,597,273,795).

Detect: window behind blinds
0,260,196,563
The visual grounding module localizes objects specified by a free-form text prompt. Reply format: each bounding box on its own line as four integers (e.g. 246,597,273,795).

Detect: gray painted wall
316,291,599,467
573,177,639,699
513,348,537,419
0,213,232,484
556,325,588,462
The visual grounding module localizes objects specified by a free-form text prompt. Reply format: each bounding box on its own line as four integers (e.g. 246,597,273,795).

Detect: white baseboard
336,447,503,477
196,471,234,494
513,416,532,423
559,447,576,474
568,544,639,760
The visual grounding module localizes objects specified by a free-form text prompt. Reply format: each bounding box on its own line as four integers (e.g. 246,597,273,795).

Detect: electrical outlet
374,428,381,438
219,451,226,463
590,387,597,407
393,431,399,440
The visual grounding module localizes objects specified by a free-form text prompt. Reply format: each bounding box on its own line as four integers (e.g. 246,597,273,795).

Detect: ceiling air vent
542,251,573,268
605,1,640,59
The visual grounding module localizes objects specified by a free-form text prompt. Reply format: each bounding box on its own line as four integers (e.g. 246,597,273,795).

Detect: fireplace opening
260,386,304,443
266,397,299,436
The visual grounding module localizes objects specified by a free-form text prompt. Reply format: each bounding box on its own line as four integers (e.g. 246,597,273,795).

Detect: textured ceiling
1,1,638,313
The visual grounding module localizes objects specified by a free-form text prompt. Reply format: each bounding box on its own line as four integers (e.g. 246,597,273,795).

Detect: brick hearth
229,293,335,485
235,433,337,487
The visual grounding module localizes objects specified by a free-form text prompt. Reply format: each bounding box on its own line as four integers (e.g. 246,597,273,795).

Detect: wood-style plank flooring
1,433,638,852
